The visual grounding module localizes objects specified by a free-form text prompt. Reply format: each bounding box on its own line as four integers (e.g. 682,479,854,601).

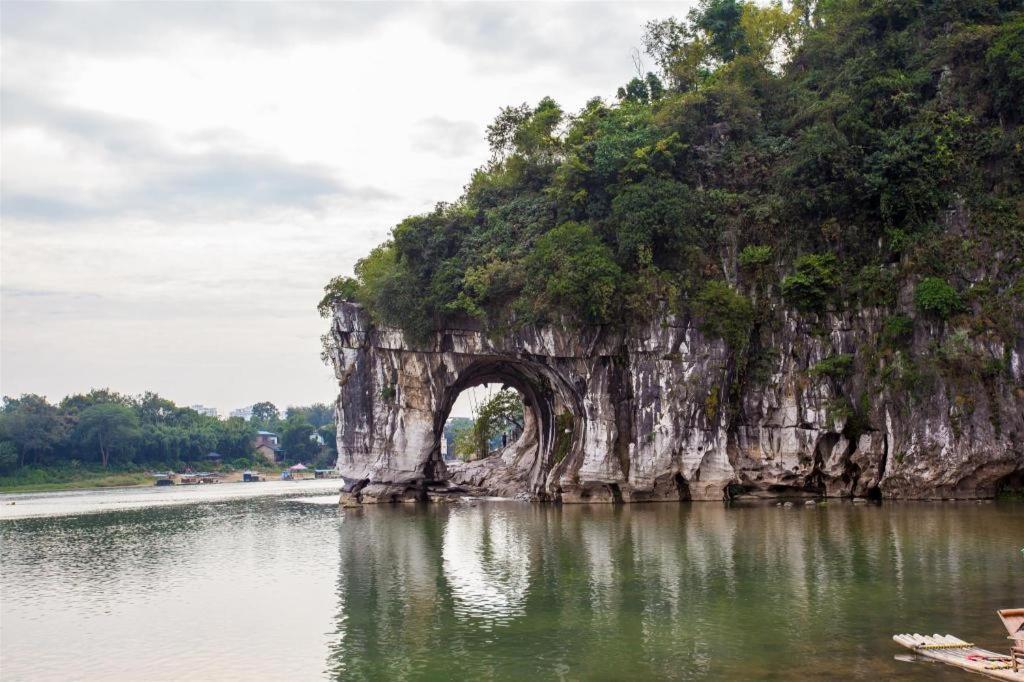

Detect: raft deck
894,633,1024,680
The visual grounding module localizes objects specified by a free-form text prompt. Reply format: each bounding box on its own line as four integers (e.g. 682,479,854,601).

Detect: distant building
254,431,282,464
230,403,253,419
191,404,219,418
230,405,254,420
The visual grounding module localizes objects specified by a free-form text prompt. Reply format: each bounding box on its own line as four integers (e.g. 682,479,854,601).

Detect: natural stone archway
326,302,716,503
327,301,1024,503
433,358,583,497
328,302,591,503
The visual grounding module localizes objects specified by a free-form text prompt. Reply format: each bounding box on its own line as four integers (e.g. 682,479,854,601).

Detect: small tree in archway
451,422,477,461
471,389,524,460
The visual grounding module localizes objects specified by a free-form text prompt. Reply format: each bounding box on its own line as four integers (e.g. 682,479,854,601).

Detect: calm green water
1,487,1022,681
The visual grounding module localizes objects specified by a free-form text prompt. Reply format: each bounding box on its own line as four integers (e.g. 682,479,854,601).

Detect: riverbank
0,467,294,494
0,477,345,520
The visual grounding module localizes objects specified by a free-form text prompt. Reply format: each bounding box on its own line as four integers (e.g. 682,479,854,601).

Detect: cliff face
327,301,1023,503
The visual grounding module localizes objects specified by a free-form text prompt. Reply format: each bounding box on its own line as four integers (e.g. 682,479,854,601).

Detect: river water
1,483,1021,680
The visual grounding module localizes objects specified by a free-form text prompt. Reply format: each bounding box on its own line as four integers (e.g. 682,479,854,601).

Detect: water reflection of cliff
327,502,1024,681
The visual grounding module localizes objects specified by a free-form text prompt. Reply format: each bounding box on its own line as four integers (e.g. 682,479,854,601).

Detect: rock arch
327,302,719,504
440,357,574,446
434,357,580,492
328,303,590,503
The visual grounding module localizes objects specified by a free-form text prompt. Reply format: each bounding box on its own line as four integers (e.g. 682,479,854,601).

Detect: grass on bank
0,468,154,493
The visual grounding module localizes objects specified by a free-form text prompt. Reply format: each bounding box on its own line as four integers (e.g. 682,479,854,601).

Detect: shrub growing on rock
914,277,961,319
882,314,914,347
692,280,753,351
781,253,839,313
739,244,772,268
810,354,854,379
317,276,360,317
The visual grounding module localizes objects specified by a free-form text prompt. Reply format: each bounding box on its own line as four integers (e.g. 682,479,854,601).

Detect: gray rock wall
327,301,1023,503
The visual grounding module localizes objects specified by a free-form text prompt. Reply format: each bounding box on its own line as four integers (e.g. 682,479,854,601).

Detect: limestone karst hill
322,0,1024,502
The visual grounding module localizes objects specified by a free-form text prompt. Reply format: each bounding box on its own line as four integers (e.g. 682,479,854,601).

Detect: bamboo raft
893,633,1024,680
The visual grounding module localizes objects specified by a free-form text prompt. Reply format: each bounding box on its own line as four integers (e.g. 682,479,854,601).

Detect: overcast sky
1,1,691,418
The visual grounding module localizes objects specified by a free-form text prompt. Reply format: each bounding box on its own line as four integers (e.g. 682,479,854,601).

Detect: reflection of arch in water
441,508,531,624
327,506,447,679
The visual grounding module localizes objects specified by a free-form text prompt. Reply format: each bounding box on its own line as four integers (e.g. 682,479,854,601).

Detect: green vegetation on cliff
321,0,1023,353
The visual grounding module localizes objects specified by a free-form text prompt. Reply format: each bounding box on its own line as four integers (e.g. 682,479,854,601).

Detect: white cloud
411,116,481,158
0,1,691,415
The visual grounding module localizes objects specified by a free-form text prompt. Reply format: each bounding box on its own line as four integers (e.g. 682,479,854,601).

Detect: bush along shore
0,390,338,491
0,468,155,493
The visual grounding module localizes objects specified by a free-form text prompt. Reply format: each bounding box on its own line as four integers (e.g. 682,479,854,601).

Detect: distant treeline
0,390,337,474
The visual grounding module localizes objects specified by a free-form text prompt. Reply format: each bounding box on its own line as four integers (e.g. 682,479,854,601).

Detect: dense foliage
0,391,338,476
321,0,1022,380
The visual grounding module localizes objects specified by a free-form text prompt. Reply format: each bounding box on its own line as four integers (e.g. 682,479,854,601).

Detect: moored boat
894,618,1024,681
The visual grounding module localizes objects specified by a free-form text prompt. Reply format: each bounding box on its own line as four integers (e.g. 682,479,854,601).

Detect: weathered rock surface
327,302,1023,503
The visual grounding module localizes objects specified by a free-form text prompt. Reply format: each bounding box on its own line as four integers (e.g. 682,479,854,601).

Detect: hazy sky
1,1,690,418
